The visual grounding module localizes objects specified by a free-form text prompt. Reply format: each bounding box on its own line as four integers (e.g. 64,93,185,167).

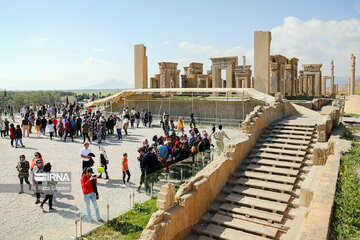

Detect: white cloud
271,17,360,77
84,57,111,65
38,37,49,41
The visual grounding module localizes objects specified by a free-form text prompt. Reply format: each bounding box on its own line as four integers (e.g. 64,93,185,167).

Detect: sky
1,0,360,90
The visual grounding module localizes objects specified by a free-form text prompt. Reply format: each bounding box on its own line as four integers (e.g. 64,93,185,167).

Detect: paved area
344,95,360,114
0,116,241,240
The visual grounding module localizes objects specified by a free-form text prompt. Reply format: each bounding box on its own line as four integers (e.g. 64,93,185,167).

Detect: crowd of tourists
6,102,230,222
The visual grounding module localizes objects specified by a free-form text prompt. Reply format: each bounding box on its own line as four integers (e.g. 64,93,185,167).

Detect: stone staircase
187,119,317,240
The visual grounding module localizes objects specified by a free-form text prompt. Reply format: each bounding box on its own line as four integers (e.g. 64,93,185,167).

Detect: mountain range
83,79,133,90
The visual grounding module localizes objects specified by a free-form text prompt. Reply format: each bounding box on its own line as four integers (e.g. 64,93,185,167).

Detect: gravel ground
0,116,241,240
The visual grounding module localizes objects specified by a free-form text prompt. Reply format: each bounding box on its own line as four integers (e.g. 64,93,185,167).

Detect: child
40,163,56,211
122,153,131,184
16,155,31,194
15,125,25,148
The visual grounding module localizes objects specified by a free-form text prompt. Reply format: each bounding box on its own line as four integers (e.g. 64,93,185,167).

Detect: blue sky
1,0,360,90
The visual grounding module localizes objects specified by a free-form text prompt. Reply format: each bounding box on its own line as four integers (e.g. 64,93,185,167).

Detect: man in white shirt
213,125,230,156
80,141,93,172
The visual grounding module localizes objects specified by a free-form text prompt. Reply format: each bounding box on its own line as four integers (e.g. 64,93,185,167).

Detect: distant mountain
83,79,133,90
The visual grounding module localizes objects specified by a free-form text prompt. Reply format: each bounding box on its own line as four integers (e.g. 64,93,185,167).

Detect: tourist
158,140,168,168
190,113,196,128
135,111,140,128
9,123,15,147
4,118,9,136
148,112,153,128
81,167,104,222
40,163,56,211
140,110,145,126
47,119,55,140
63,119,73,142
16,155,31,194
57,118,64,139
176,117,184,136
80,141,94,172
115,117,123,140
32,160,44,204
213,124,230,156
0,118,5,137
142,147,158,194
98,145,109,179
41,116,47,135
137,147,145,191
122,153,131,184
31,152,44,170
82,119,91,143
52,117,58,137
15,125,25,148
35,117,42,137
28,113,34,134
21,116,30,137
123,116,129,135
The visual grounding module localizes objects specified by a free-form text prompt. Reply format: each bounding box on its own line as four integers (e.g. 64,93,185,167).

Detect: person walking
135,111,140,128
47,119,55,140
40,163,56,211
16,155,31,194
98,145,109,179
190,113,196,128
32,159,44,204
82,119,91,143
63,119,73,142
41,116,47,135
115,117,123,140
213,124,230,156
15,125,25,148
9,123,15,147
81,167,104,222
122,153,131,184
176,117,184,136
21,116,30,137
35,117,42,137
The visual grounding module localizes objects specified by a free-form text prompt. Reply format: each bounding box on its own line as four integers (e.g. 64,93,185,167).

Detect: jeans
116,129,122,139
83,192,101,221
42,128,46,135
101,132,106,141
148,121,152,128
176,129,184,136
15,138,24,147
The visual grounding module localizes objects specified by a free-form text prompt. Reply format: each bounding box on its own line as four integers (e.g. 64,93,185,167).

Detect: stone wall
139,100,298,240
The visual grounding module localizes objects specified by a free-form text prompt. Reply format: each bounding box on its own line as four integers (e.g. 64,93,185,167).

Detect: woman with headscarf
176,117,184,136
98,145,109,179
32,159,44,204
31,152,44,171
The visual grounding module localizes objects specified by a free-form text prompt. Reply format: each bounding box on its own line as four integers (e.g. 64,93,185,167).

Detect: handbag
97,166,105,173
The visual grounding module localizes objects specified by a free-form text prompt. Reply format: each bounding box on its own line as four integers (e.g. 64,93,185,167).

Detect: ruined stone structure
269,55,299,96
302,64,323,97
211,56,238,88
254,31,271,94
181,62,204,88
234,56,252,88
321,60,335,97
134,44,148,89
349,54,356,95
150,62,180,88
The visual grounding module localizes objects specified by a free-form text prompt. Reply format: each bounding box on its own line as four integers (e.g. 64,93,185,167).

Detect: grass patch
331,138,360,239
344,113,360,118
84,196,158,240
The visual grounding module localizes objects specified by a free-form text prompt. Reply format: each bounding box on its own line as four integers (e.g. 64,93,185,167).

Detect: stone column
134,44,148,89
226,65,234,88
350,54,356,95
299,71,304,93
270,62,279,94
303,73,308,95
160,66,166,88
314,72,322,97
321,77,326,96
254,31,271,94
330,60,334,95
284,64,292,96
308,75,314,96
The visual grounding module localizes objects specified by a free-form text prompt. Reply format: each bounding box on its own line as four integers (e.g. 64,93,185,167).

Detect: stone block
300,166,323,207
156,183,175,210
313,142,330,165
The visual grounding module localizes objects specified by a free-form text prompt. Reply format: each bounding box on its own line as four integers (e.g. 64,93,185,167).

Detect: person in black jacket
41,116,47,135
15,125,25,148
137,148,145,191
142,147,158,194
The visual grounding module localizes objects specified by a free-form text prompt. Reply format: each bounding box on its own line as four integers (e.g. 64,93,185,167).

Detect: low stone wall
317,100,344,143
300,124,352,240
139,100,298,240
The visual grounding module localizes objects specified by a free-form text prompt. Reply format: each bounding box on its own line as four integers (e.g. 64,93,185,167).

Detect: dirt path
344,95,360,114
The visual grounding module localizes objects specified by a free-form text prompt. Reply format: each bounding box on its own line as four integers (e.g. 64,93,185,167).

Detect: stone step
229,177,294,193
264,133,312,140
240,170,297,184
244,158,302,169
223,185,291,203
197,223,268,240
242,164,299,177
264,137,310,146
202,212,279,238
249,152,304,162
257,147,306,156
256,142,309,151
219,203,284,223
272,125,315,131
274,122,316,127
268,129,314,136
185,233,213,240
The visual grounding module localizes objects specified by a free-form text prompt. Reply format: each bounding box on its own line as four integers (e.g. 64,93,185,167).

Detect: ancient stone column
303,74,308,95
284,64,292,96
321,77,326,96
314,73,322,97
270,62,279,94
254,31,271,94
134,44,148,89
330,60,334,95
350,54,356,95
299,71,304,93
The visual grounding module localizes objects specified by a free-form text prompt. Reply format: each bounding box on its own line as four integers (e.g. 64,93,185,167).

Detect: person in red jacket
63,120,73,142
81,168,103,222
10,124,15,147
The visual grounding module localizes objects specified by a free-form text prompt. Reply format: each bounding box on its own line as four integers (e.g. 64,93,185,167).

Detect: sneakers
18,191,23,194
49,208,56,212
35,199,41,204
40,205,43,209
97,219,105,223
